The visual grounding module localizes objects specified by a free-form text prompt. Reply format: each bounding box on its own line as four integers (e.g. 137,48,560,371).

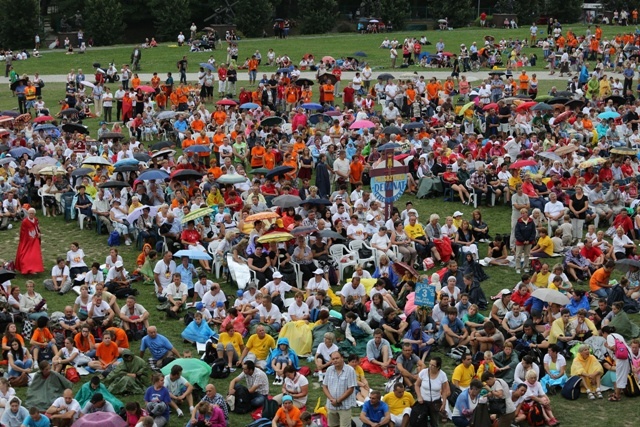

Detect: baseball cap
366,214,374,221
115,261,123,268
236,290,244,297
453,211,463,217
273,271,283,279
196,302,204,310
216,301,224,307
314,268,324,275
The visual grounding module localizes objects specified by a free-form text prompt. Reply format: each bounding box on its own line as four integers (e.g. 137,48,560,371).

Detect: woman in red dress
14,208,44,275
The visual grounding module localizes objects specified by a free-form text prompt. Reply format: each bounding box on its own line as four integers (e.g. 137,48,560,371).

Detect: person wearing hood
103,349,149,396
181,311,216,345
75,376,124,414
0,397,28,427
265,337,299,386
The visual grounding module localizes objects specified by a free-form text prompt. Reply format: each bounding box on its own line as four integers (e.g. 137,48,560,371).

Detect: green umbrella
534,95,552,102
217,174,247,184
161,358,212,390
250,167,270,175
180,207,213,224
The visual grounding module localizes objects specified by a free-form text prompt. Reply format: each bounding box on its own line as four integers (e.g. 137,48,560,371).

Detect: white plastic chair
329,244,357,282
348,240,376,268
207,241,224,278
37,188,46,216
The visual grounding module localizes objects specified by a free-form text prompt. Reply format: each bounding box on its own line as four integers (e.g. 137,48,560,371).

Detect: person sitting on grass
272,395,302,427
441,307,471,349
188,401,225,427
394,342,425,390
215,322,244,372
269,337,298,386
88,330,120,374
30,316,58,363
359,390,391,427
165,273,188,319
163,365,195,418
380,307,408,346
363,328,393,377
314,332,338,380
347,354,370,403
144,373,172,427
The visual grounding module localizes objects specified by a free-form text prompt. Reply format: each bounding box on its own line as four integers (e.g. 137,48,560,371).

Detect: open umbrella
8,147,33,158
98,132,125,141
171,169,203,180
98,180,130,189
33,115,54,123
377,73,395,81
257,232,294,244
239,102,259,109
382,126,404,135
114,159,139,168
0,268,16,284
133,153,151,162
199,62,216,71
260,117,284,127
137,85,155,93
114,164,138,173
321,56,335,64
318,74,337,84
548,97,569,105
79,81,95,88
554,145,578,156
126,204,159,224
291,225,316,237
309,114,332,125
31,161,58,174
615,258,640,273
392,261,419,278
184,145,211,154
536,152,562,162
250,167,270,175
216,99,237,106
271,195,302,208
246,211,280,222
564,99,585,109
216,174,246,184
482,103,499,111
156,111,177,120
137,169,170,181
82,156,113,166
9,80,26,91
403,122,425,130
598,111,620,120
531,288,570,306
0,111,18,117
488,71,505,76
151,149,176,159
302,198,332,207
317,229,346,240
62,123,89,134
180,207,214,224
534,95,552,102
377,142,402,152
531,103,553,112
516,101,537,111
578,157,606,169
34,124,57,131
266,165,294,180
36,165,65,176
150,141,174,151
301,103,323,111
554,110,574,124
354,51,367,57
294,78,314,87
509,159,537,169
0,158,13,166
173,249,212,260
71,411,127,427
71,167,95,177
60,108,79,116
605,95,626,105
350,120,376,129
610,147,639,156
458,101,476,116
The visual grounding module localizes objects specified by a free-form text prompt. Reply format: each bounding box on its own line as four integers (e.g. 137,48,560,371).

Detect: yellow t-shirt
218,332,244,355
382,391,415,416
404,223,426,240
245,334,276,360
533,271,550,288
354,365,365,383
508,176,522,190
537,235,554,256
452,363,475,389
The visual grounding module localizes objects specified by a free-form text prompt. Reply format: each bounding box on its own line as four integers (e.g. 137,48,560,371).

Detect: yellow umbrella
257,232,294,244
578,157,606,169
457,101,475,116
38,166,66,176
246,211,281,222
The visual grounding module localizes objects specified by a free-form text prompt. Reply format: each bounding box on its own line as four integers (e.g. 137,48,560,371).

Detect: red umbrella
483,103,499,111
554,110,574,124
33,115,54,123
392,261,419,278
137,85,155,93
509,159,538,169
216,99,238,106
516,101,537,111
441,52,454,57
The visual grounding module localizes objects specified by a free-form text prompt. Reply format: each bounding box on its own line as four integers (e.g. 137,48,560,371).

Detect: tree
234,0,273,38
298,0,338,34
543,0,583,24
429,0,474,28
150,0,191,41
0,0,39,49
84,0,125,46
377,0,410,30
494,0,542,24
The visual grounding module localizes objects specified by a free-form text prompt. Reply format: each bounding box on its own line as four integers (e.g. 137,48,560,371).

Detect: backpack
210,358,230,379
245,418,272,427
261,399,279,420
447,382,462,407
384,374,404,393
561,375,582,400
203,341,218,364
107,231,121,246
233,384,253,414
615,338,629,359
624,373,640,397
526,401,546,427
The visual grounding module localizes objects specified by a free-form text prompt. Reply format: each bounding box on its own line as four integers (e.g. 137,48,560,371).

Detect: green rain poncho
103,349,149,395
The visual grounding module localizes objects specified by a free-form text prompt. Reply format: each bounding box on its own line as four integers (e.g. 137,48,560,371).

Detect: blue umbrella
277,67,291,74
34,124,57,131
239,102,259,109
302,103,323,110
266,165,295,180
174,249,212,260
184,145,211,154
377,143,402,152
9,147,33,158
309,113,332,125
114,159,139,167
598,111,620,120
199,62,216,72
354,51,368,57
137,169,170,181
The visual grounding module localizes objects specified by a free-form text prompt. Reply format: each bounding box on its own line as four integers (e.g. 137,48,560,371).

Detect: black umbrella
290,225,316,236
271,195,303,208
9,79,26,91
547,97,570,105
99,132,126,141
0,111,18,118
251,168,270,175
309,114,332,125
171,169,203,180
133,153,151,162
0,268,15,284
488,71,505,76
150,141,174,151
260,117,285,127
377,142,402,152
318,74,338,84
555,91,573,97
265,165,294,180
382,125,405,135
62,123,89,134
92,62,101,68
60,108,79,116
294,78,314,87
71,167,94,177
564,99,585,109
532,103,553,111
377,73,395,81
403,122,425,130
605,95,626,105
317,229,345,240
303,198,332,207
98,180,130,189
114,164,139,173
615,258,640,273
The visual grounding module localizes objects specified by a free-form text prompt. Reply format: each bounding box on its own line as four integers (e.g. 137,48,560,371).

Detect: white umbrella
80,81,95,88
32,156,57,166
82,156,113,166
531,288,570,306
126,205,159,225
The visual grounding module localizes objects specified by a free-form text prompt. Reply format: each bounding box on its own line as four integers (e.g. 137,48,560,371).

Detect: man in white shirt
382,103,399,124
287,291,310,321
257,294,282,331
87,294,114,328
544,192,565,228
340,276,366,305
165,273,188,318
347,215,367,241
153,251,176,299
45,257,72,294
47,389,81,424
262,272,292,310
201,283,227,315
332,150,350,185
331,203,351,225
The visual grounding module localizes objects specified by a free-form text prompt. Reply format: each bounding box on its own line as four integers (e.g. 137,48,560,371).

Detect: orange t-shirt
106,327,129,349
264,150,276,170
207,166,222,179
248,59,258,71
252,91,262,105
283,159,298,180
156,92,167,108
31,328,53,345
589,267,611,292
251,146,266,167
96,341,120,366
131,77,141,89
151,76,161,89
406,88,417,103
182,138,196,151
74,332,95,353
426,82,439,100
286,87,298,103
213,132,225,153
191,119,205,133
301,89,312,103
350,161,364,183
213,111,227,126
323,84,335,101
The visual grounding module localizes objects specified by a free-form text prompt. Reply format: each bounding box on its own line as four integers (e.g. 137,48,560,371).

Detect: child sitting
476,350,498,379
348,353,370,403
271,338,297,386
559,215,573,246
30,316,59,362
211,301,226,331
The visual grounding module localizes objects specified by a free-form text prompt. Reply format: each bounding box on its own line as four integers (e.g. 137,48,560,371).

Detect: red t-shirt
581,246,603,262
181,229,201,245
343,87,355,104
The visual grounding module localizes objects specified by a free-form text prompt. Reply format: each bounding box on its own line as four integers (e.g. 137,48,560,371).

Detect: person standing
322,351,357,427
602,324,630,402
4,53,11,78
177,56,188,85
102,87,113,122
14,208,43,275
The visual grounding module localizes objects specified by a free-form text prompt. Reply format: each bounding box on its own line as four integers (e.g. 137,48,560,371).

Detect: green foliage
298,0,339,34
150,0,191,41
84,0,125,46
494,0,541,24
429,0,475,28
543,0,583,24
336,22,355,33
376,0,410,31
0,0,39,49
234,0,273,38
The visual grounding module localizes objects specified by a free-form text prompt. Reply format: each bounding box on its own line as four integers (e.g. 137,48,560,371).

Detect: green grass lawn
3,22,640,427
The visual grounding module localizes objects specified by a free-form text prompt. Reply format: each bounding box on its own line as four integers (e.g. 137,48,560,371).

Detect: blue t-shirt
361,400,389,423
23,415,50,427
175,264,195,289
442,316,465,334
140,334,174,360
144,386,171,419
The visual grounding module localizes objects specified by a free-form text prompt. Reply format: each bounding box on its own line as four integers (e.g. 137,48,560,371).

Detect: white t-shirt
258,304,282,323
306,278,328,294
201,291,227,312
283,372,309,406
88,300,110,317
153,260,176,294
347,223,366,240
504,311,529,329
440,286,460,302
287,302,309,319
51,397,81,419
263,281,292,295
166,282,188,300
164,375,189,396
85,270,103,286
51,265,70,282
316,342,339,362
67,249,87,269
341,283,366,300
418,368,448,401
543,353,566,373
105,266,129,283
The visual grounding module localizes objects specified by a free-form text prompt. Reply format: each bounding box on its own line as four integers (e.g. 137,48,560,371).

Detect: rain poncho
278,320,312,356
571,352,604,393
75,381,124,413
264,337,300,375
25,370,73,411
181,317,216,344
161,358,213,390
609,310,640,339
103,349,149,395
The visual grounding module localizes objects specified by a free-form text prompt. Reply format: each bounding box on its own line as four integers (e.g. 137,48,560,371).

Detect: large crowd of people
4,17,640,427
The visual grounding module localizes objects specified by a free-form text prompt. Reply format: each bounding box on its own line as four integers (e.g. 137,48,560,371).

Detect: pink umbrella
71,412,127,427
217,99,238,106
137,85,155,93
322,56,335,63
349,120,375,129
